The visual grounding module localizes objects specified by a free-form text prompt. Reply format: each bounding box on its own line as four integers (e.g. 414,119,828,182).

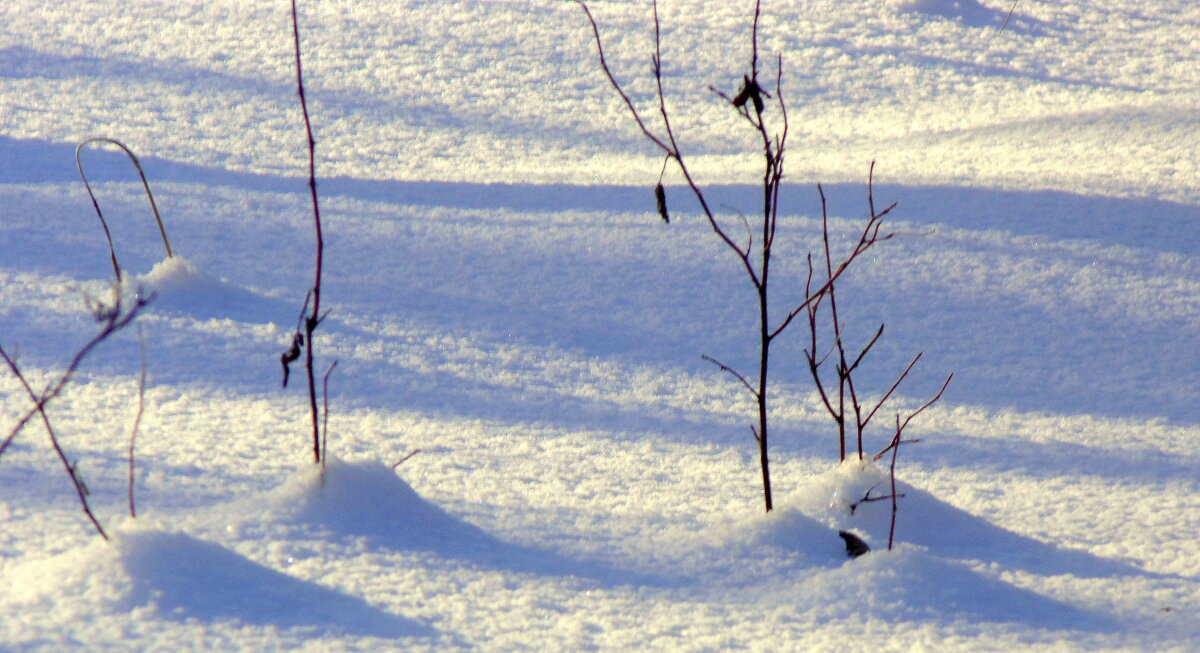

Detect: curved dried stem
76,137,174,282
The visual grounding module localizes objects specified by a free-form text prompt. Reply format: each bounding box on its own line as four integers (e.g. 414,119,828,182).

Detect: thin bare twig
998,0,1020,35
888,425,901,550
391,449,421,469
860,352,923,432
128,323,147,518
701,354,759,399
1,350,108,540
848,480,905,515
321,359,338,470
573,0,759,286
2,290,152,459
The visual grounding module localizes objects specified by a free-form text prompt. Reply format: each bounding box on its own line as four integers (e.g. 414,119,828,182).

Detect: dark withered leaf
838,530,871,558
654,183,669,223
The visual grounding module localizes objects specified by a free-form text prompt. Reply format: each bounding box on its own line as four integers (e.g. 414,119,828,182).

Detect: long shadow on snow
891,481,1183,582
895,0,1051,34
118,529,436,639
279,459,676,589
5,136,1198,425
4,135,1196,257
907,431,1200,491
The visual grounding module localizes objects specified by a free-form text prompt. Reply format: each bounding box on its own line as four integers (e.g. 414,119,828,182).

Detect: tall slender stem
291,0,325,464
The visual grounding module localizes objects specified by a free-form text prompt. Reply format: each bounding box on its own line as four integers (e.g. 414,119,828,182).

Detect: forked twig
874,372,953,461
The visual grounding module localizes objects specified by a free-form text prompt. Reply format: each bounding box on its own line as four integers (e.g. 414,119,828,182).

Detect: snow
2,0,1199,650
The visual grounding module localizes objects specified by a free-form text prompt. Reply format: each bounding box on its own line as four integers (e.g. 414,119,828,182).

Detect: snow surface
2,0,1198,650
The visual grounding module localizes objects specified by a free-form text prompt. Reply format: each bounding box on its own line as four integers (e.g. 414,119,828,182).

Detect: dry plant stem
0,291,150,539
128,324,147,518
75,138,174,282
848,481,904,515
1,292,151,459
290,0,326,465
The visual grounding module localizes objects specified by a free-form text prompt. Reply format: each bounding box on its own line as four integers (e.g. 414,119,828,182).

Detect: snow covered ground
2,0,1198,650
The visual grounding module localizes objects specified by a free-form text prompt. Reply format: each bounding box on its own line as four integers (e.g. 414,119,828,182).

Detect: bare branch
848,481,905,515
2,290,152,459
573,0,673,155
845,324,885,377
574,0,762,288
290,0,327,465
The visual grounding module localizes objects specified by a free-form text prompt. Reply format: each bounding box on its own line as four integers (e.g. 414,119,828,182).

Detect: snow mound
260,458,665,586
788,459,1154,579
267,457,498,553
117,526,430,637
738,506,849,563
1,520,431,638
796,544,1113,629
128,255,291,324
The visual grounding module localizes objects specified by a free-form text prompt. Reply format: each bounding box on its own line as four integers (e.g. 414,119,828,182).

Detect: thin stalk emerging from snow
282,0,329,465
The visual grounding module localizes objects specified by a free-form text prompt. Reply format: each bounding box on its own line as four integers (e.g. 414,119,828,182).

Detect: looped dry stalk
75,137,174,282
